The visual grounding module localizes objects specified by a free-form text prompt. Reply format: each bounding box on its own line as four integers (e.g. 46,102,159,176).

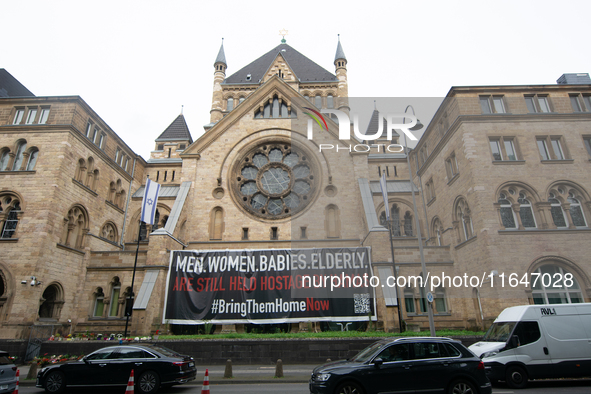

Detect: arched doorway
38,284,64,320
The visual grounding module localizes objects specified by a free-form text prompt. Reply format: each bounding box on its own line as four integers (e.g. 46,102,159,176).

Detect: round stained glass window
233,141,316,219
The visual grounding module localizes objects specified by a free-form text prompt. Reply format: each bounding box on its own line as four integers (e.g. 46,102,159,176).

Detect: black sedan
310,337,491,394
36,344,196,394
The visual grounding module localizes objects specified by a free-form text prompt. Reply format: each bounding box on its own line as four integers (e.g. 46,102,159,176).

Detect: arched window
315,95,322,109
518,193,537,228
391,205,401,236
93,287,105,317
568,193,588,227
1,195,21,239
326,94,334,109
109,277,121,317
403,211,413,236
379,211,387,226
325,205,341,238
109,182,116,202
26,148,38,170
548,193,568,228
238,97,245,105
75,159,86,183
11,141,26,171
498,193,517,229
101,222,117,242
272,97,279,118
532,264,584,304
138,222,147,241
61,205,88,249
432,217,443,246
0,149,10,171
227,97,234,112
454,198,473,242
210,207,224,240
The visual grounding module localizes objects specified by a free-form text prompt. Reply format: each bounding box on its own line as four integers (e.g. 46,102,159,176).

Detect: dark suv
310,337,491,394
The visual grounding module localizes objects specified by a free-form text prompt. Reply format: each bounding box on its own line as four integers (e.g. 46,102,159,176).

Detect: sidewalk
17,363,316,385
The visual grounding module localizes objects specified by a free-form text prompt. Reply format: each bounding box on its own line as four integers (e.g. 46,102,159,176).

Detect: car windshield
350,341,386,363
483,322,516,342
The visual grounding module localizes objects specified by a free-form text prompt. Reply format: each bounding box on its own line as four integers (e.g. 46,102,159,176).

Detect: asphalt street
15,380,591,394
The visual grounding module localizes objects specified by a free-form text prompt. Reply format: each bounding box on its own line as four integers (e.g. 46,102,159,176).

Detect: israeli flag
379,172,389,221
141,178,161,225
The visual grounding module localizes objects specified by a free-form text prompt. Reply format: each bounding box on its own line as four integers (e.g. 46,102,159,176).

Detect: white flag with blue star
141,178,161,225
379,172,390,221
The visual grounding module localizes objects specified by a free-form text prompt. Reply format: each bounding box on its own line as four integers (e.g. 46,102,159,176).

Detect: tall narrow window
403,211,413,236
326,95,334,109
537,139,550,160
404,288,415,313
315,95,322,109
109,280,121,317
550,138,564,160
227,97,234,111
549,193,568,228
211,208,223,240
26,149,39,170
11,141,27,171
498,194,517,229
0,151,10,171
242,228,249,240
490,140,503,160
504,139,517,160
272,97,279,118
518,194,537,228
300,226,307,239
271,227,278,240
93,288,105,317
568,193,587,228
1,202,20,239
584,137,591,157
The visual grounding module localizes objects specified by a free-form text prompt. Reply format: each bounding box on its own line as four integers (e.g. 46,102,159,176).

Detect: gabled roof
224,44,336,84
364,109,399,138
0,69,35,98
156,114,193,143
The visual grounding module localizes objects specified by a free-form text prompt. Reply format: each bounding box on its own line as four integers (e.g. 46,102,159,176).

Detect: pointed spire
215,38,226,66
156,114,193,144
334,34,347,62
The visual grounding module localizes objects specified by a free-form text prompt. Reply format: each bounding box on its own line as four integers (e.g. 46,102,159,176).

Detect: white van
469,303,591,389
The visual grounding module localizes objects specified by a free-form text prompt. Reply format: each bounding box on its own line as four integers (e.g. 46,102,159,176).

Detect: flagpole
124,220,142,338
124,175,155,338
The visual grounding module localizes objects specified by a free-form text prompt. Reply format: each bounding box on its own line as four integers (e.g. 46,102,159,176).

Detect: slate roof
156,114,193,143
215,42,227,65
0,69,35,98
364,109,399,138
334,39,347,62
224,44,336,84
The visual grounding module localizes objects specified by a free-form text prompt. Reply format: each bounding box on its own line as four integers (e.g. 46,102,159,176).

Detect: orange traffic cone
13,369,19,394
125,369,134,393
201,368,210,394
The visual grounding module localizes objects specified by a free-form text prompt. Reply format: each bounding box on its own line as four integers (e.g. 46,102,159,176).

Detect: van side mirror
510,335,520,348
373,358,383,368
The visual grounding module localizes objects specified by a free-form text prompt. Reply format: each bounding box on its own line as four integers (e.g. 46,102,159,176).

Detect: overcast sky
3,0,590,159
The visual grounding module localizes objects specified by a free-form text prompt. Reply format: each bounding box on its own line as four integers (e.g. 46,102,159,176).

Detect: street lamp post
384,215,404,333
404,105,436,337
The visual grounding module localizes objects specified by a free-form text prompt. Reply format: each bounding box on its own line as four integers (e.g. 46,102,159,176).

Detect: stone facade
0,46,590,340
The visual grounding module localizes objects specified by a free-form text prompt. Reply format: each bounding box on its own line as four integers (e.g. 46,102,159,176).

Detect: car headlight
481,351,498,359
314,373,331,382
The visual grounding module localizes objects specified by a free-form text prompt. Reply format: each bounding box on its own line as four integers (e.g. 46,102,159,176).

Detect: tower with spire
210,39,227,124
334,35,349,113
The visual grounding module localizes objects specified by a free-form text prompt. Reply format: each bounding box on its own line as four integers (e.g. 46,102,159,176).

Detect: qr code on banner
354,293,370,314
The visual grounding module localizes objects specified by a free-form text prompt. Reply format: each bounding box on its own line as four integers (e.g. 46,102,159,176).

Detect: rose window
233,142,315,219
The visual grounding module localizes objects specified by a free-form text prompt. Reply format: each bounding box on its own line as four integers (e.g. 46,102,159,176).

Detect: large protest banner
162,247,375,324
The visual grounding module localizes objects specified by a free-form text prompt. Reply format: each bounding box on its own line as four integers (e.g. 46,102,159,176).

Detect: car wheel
335,381,365,394
448,379,477,394
505,365,528,389
44,371,65,394
137,370,160,394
